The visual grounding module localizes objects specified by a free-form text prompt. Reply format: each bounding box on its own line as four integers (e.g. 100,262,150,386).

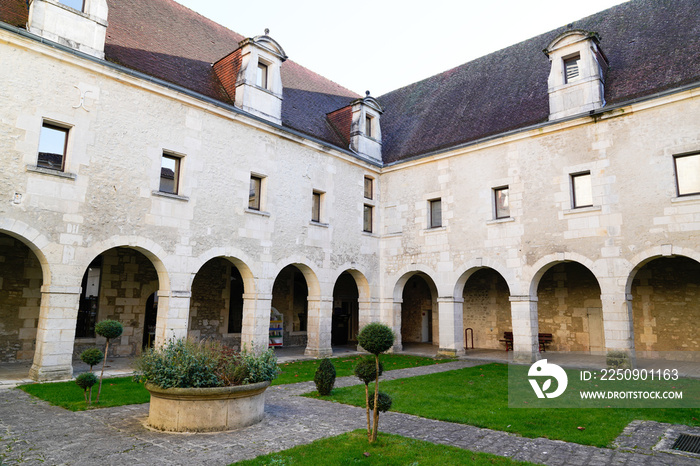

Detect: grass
19,376,150,411
232,429,538,465
17,354,452,411
312,363,700,448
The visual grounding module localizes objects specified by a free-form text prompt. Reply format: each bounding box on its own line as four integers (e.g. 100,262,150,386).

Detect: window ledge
672,194,700,203
362,231,379,238
382,231,403,238
26,165,76,180
309,221,329,228
151,190,189,202
563,205,601,215
486,217,515,225
425,226,446,233
245,208,271,217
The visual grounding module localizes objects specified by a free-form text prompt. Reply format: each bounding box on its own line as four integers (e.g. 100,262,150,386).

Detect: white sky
176,0,628,96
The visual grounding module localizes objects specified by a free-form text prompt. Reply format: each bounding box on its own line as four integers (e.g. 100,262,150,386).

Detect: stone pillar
601,292,636,366
29,285,81,381
241,293,272,354
358,298,373,330
380,298,402,352
509,295,540,363
154,290,190,346
305,296,333,358
437,297,465,357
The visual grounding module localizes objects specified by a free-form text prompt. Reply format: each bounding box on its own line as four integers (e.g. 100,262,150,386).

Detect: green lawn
17,354,452,411
233,429,539,465
312,363,700,448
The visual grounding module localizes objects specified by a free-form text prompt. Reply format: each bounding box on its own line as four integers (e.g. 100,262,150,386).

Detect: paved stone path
0,360,698,465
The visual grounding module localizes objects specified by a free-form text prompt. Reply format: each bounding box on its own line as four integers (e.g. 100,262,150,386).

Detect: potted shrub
134,338,279,432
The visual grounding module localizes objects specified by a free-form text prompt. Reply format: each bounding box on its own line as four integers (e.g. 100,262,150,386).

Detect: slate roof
1,0,699,165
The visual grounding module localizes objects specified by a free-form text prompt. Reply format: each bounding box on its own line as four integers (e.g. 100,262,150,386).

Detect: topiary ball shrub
80,348,104,369
75,372,98,390
354,357,384,385
95,320,124,340
313,358,336,396
357,323,395,355
368,392,392,413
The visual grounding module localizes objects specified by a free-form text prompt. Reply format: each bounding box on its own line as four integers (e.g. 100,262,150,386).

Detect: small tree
80,347,104,372
313,358,336,396
94,319,124,403
354,357,383,437
75,372,98,406
357,322,394,443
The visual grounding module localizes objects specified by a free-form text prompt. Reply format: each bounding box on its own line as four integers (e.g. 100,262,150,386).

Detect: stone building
0,0,698,380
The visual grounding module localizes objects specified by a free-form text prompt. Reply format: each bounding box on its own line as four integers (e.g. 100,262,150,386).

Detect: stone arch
624,246,700,295
270,257,322,297
190,247,257,296
527,252,602,297
0,219,52,284
390,264,440,302
452,258,516,299
330,265,371,301
393,268,440,350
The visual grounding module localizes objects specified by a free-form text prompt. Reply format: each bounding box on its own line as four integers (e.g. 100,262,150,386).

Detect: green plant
367,391,392,413
75,372,98,405
356,322,395,443
94,319,124,403
353,357,383,384
313,358,336,396
242,347,280,384
80,347,103,371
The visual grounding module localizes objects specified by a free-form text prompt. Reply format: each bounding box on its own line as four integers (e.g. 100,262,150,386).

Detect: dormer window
256,62,268,89
365,115,373,138
564,54,580,83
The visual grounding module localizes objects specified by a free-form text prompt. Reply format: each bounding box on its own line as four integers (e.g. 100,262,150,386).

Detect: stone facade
0,1,699,380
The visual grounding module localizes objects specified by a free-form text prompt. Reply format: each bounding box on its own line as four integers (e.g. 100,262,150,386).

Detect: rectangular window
59,0,84,11
363,205,373,233
564,54,580,83
311,191,321,223
256,62,268,89
674,153,700,196
37,123,69,171
429,199,442,228
571,172,593,208
364,176,373,199
365,115,373,138
159,153,181,194
494,186,510,219
249,175,262,210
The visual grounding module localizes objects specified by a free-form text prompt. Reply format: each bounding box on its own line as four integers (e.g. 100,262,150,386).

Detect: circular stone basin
145,381,270,432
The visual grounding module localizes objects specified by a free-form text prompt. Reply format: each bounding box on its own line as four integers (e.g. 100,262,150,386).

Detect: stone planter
145,381,270,432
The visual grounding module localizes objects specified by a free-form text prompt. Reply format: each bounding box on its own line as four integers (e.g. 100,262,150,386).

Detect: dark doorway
142,292,158,350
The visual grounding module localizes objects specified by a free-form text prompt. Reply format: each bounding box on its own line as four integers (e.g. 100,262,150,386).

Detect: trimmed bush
75,372,98,405
80,348,103,370
353,357,383,385
314,358,336,395
368,391,392,413
357,323,395,355
95,320,124,340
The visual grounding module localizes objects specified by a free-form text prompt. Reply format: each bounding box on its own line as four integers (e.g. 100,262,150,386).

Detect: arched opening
0,233,44,365
73,247,159,358
271,265,309,348
189,258,246,348
401,273,438,350
462,268,511,349
631,256,700,358
332,272,359,347
536,262,604,353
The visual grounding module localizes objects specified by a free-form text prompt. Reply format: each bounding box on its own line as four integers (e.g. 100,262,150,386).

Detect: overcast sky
176,0,629,96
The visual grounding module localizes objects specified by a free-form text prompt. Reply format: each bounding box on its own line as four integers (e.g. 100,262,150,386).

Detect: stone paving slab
1,359,699,465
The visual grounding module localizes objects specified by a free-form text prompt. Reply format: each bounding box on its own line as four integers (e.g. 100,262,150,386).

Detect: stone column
154,290,190,346
379,298,402,352
305,296,333,358
241,293,272,354
509,295,540,363
29,285,81,381
437,297,465,357
601,292,636,366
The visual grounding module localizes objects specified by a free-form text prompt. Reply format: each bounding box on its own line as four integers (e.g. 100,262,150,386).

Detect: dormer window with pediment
544,30,608,120
351,92,383,161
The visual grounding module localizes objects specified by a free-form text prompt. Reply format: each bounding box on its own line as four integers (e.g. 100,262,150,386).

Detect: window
249,175,262,210
571,172,593,208
364,176,373,199
365,115,373,138
159,153,181,194
564,54,580,83
429,199,442,228
256,62,268,89
311,191,321,223
494,186,510,219
59,0,84,11
674,153,700,196
37,123,69,171
363,205,373,233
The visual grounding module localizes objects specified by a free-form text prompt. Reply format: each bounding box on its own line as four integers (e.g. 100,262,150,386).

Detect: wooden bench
538,333,553,352
499,331,513,351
